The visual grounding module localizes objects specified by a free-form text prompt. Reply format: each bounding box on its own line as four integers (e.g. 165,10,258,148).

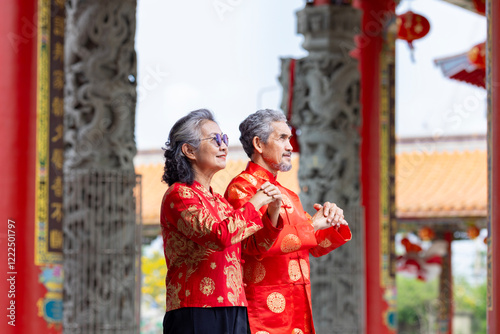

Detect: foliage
453,276,487,334
141,247,167,307
397,274,487,334
397,275,439,333
141,238,167,333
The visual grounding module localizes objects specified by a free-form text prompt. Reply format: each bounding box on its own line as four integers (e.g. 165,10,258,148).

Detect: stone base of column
310,205,365,334
63,170,141,333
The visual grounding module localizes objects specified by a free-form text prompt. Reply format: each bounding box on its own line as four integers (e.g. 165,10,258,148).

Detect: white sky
134,0,487,150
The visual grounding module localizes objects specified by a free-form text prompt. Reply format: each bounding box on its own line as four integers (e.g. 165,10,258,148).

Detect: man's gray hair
239,109,287,158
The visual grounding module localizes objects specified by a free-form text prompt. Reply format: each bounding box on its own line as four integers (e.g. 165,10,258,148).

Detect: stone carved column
63,1,140,333
280,5,364,333
64,0,137,171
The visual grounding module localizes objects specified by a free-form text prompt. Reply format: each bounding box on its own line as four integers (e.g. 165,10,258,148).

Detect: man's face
260,121,293,174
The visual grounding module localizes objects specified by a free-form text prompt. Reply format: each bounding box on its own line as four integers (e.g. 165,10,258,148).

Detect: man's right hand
248,182,282,227
248,182,281,211
311,202,348,231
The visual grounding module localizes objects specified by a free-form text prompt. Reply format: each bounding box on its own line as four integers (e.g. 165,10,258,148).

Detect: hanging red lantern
467,225,480,239
473,0,486,15
401,237,422,253
418,226,435,241
396,11,431,51
468,42,486,69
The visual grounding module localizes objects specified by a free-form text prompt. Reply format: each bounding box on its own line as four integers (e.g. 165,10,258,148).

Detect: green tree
141,241,167,333
454,276,487,334
397,275,439,333
142,248,167,307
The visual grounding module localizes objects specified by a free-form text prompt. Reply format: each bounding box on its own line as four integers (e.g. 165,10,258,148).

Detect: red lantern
397,11,431,50
418,226,435,241
468,42,486,69
467,225,480,239
473,0,485,15
401,237,422,253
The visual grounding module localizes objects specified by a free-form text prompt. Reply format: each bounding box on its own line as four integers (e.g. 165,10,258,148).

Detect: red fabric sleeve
162,183,263,251
225,177,283,255
310,223,352,257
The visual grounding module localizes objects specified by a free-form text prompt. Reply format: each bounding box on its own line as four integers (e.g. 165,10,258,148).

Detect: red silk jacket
160,181,281,312
224,162,352,334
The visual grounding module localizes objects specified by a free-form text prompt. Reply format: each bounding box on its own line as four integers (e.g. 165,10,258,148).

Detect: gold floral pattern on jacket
299,259,310,280
165,283,182,310
240,173,258,186
163,230,211,278
244,261,266,283
180,205,214,235
178,186,194,199
230,186,249,200
318,238,332,248
288,259,301,281
280,234,302,253
266,292,286,313
224,251,243,306
200,277,215,296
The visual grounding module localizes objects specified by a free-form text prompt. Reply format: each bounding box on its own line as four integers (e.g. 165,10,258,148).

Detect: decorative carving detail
280,56,360,210
297,6,361,55
63,1,140,333
64,0,137,171
63,170,141,333
280,5,364,333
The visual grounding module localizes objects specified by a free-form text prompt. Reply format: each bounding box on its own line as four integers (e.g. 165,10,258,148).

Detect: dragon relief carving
64,0,137,171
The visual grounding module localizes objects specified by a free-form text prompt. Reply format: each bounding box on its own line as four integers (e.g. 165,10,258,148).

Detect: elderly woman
160,109,283,334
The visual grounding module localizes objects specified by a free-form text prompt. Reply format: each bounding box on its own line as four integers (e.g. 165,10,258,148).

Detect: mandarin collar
192,180,216,200
246,161,278,183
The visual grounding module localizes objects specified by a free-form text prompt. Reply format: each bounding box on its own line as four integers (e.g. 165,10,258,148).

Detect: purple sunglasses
200,133,229,147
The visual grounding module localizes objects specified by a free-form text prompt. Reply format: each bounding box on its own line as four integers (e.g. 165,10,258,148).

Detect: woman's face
191,120,228,176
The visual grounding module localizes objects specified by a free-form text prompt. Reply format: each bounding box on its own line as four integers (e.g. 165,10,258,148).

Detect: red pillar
487,0,500,331
0,1,59,333
437,232,453,334
353,0,396,333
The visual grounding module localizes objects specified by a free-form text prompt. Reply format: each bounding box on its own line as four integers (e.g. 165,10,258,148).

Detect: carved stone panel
63,170,141,333
64,0,137,171
281,55,360,211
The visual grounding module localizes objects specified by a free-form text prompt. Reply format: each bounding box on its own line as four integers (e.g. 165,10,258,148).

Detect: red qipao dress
224,162,352,334
160,181,282,313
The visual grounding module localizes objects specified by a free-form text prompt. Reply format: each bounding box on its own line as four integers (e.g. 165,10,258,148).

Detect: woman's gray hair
239,109,287,158
162,109,215,185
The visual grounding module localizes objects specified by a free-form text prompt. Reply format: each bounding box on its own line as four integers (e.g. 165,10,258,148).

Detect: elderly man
224,109,352,334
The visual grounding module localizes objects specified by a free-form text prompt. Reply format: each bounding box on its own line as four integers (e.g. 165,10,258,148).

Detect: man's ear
252,136,264,154
181,143,196,161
